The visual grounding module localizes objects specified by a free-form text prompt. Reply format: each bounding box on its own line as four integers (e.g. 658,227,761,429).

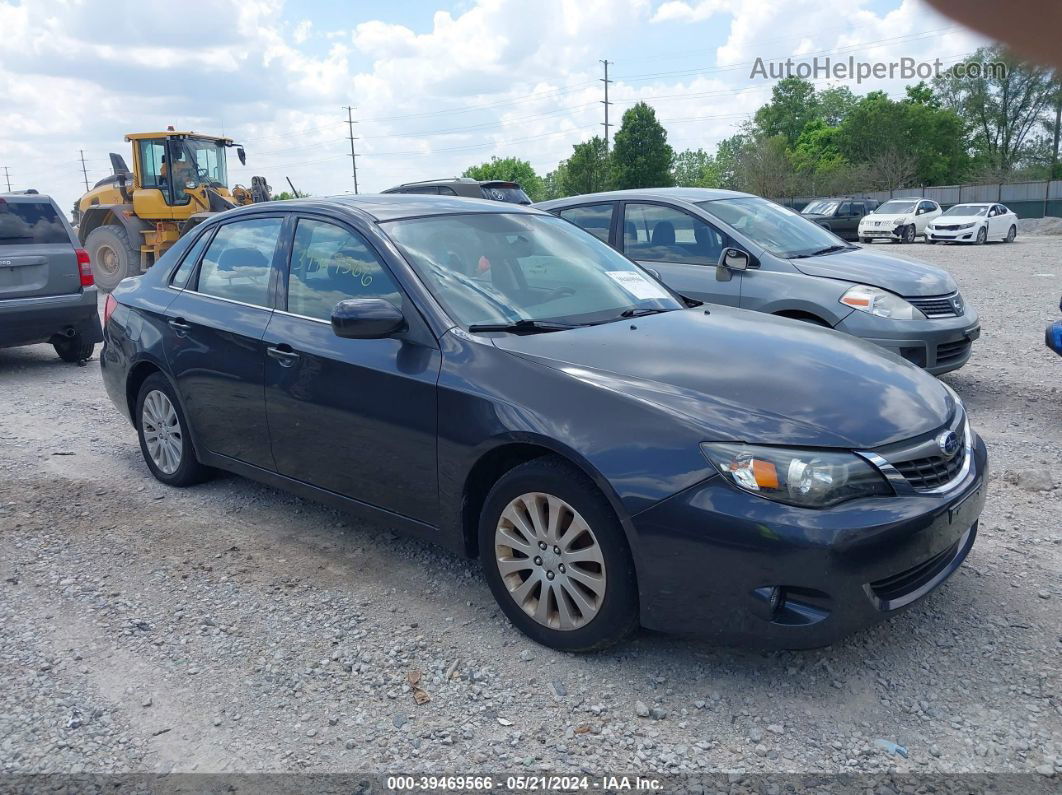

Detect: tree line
461,45,1062,202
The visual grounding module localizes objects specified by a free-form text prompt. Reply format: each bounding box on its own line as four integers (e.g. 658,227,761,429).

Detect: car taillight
103,294,118,326
75,248,94,287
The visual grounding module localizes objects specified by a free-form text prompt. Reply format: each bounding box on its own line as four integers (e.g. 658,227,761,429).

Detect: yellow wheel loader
77,130,271,291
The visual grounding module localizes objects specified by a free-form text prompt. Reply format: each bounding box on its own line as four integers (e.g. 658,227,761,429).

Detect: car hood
789,248,957,296
492,307,953,449
930,215,985,225
801,213,831,222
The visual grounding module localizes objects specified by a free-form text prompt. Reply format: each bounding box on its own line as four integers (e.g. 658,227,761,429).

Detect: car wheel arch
459,437,639,562
773,309,833,327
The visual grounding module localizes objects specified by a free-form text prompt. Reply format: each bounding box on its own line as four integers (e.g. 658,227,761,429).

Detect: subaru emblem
936,430,959,458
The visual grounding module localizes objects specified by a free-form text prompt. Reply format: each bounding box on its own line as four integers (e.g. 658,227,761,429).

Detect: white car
858,198,941,244
925,203,1018,244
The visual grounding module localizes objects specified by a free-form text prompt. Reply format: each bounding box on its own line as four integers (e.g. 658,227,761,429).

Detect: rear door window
480,183,531,204
558,203,614,243
195,217,283,307
0,200,69,245
623,203,728,265
170,227,214,289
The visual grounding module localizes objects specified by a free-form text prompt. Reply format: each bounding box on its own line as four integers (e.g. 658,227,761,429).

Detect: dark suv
801,197,879,241
0,193,102,361
382,178,531,204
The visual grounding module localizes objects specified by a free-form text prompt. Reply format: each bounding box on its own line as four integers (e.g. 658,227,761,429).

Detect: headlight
840,285,926,320
957,222,975,230
700,443,892,508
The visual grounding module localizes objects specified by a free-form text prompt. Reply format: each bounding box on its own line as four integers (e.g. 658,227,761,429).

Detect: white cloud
0,0,992,215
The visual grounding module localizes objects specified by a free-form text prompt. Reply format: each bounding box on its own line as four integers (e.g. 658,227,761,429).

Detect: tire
1005,225,1016,243
901,224,915,244
860,237,872,244
135,373,211,487
975,226,987,245
85,225,139,293
52,335,94,363
479,455,638,652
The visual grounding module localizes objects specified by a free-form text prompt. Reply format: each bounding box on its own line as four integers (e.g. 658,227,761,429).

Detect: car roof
224,193,547,223
537,187,754,209
0,192,53,201
948,202,994,206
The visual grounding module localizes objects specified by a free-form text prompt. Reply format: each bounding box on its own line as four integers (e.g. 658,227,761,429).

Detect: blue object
1047,319,1062,356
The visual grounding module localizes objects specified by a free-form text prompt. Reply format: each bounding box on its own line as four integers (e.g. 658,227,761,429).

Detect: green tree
610,102,674,189
816,86,859,126
462,156,545,201
935,45,1056,172
753,77,820,146
713,133,748,189
734,135,794,197
274,190,310,200
904,81,940,108
671,148,720,187
541,162,569,201
562,136,611,195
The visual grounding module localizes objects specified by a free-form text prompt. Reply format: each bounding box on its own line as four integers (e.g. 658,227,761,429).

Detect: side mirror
237,147,247,166
718,247,749,271
331,298,406,339
643,266,662,281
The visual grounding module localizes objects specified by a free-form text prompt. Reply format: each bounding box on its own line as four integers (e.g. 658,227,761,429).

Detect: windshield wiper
790,244,851,259
619,307,671,318
467,319,579,334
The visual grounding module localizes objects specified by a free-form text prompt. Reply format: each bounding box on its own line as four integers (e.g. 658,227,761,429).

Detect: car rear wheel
52,334,94,363
135,373,210,487
975,226,987,245
1005,225,1016,243
479,456,638,652
85,225,139,293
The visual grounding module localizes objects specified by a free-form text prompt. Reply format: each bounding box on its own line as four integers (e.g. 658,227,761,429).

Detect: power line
601,59,613,150
344,105,359,194
79,150,90,192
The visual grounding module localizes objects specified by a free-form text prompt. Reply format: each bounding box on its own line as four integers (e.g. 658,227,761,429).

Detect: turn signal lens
75,248,93,287
103,294,118,326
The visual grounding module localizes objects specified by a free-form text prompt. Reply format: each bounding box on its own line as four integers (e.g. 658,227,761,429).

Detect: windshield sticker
605,271,671,301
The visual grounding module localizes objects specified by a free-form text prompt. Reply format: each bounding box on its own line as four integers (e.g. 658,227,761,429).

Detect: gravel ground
0,236,1059,779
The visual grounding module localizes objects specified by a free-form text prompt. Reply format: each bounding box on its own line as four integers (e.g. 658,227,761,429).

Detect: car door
0,198,81,302
844,201,867,240
989,205,1008,238
556,203,615,245
262,215,441,524
164,214,286,470
832,201,854,238
621,202,741,306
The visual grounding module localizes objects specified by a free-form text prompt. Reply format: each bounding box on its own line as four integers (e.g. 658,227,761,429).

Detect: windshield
173,138,228,186
874,200,917,214
0,200,69,245
801,200,839,215
480,183,531,205
696,197,844,259
385,213,682,328
941,204,989,217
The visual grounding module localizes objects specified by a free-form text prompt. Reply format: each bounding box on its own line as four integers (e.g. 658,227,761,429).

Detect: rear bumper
631,435,988,648
0,289,102,348
834,308,980,375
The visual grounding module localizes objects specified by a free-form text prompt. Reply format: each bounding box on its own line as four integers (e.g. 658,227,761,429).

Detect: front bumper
0,289,103,349
631,435,988,648
859,224,906,240
926,228,977,242
834,307,980,375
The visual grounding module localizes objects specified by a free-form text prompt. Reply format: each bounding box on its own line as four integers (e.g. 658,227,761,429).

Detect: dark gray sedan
100,195,986,651
538,188,980,375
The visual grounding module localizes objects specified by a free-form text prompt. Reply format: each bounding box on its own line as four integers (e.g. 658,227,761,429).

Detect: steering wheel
544,286,576,301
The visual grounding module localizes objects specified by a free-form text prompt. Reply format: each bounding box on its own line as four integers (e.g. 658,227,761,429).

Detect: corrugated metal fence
779,180,1062,218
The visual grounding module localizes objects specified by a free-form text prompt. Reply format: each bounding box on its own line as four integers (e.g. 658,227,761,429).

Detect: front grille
935,338,972,364
890,423,967,490
908,293,962,318
935,224,962,231
869,534,964,604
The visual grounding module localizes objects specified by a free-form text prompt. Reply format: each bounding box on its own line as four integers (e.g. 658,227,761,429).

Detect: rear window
0,200,69,245
480,183,531,205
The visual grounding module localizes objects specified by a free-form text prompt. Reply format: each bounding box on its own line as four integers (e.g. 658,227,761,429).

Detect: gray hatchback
538,188,980,375
0,193,102,362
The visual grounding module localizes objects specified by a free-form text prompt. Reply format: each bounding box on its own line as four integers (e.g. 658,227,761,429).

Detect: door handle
168,318,192,332
267,344,300,366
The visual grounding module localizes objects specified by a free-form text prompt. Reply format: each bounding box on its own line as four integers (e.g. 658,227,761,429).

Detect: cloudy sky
0,0,990,215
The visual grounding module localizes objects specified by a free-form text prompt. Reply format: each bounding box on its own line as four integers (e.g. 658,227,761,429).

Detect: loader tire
86,225,139,293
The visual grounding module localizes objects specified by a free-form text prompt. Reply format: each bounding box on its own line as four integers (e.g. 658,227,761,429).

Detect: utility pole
2,166,10,192
343,105,360,194
600,59,613,150
1050,76,1061,179
79,150,90,192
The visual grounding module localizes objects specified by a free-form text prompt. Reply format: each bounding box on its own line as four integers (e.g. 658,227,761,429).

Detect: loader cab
128,133,232,219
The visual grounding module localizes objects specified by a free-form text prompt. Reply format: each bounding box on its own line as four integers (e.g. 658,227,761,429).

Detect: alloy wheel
904,225,915,243
976,226,987,244
1006,225,1016,242
142,389,183,475
494,492,606,630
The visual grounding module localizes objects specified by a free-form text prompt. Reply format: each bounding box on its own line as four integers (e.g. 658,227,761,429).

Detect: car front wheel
975,226,987,244
135,373,211,487
902,224,915,243
479,456,638,652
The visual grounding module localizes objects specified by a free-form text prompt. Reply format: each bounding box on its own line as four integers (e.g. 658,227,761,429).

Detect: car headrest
651,221,676,246
216,246,268,272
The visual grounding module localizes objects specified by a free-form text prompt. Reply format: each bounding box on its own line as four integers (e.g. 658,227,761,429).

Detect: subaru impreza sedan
100,195,987,651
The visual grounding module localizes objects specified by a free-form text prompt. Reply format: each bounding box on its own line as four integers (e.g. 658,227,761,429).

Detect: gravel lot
0,235,1059,779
